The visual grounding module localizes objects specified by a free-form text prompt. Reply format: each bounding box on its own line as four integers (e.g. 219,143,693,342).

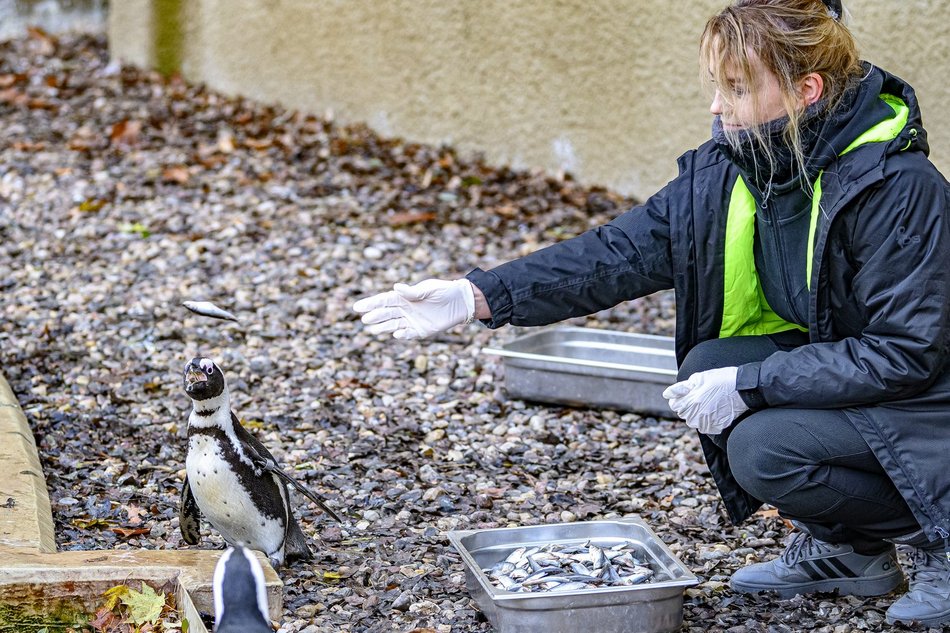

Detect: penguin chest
186,434,287,556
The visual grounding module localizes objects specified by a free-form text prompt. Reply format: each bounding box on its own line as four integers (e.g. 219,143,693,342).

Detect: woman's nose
710,90,724,116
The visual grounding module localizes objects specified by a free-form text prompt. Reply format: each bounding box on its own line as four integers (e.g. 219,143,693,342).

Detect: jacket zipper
757,182,808,326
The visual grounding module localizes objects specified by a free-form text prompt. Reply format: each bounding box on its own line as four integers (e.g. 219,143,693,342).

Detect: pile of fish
482,540,656,593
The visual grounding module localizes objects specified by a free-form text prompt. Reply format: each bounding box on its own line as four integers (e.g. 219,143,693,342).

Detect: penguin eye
199,359,215,374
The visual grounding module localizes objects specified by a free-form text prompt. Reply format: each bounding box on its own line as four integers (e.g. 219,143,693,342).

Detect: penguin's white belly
186,435,285,556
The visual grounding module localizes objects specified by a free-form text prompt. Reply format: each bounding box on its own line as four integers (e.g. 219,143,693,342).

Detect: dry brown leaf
12,140,46,151
89,606,116,631
125,504,146,526
0,88,26,106
26,26,56,55
387,211,436,226
110,120,142,147
162,166,190,184
111,526,151,539
28,98,57,111
244,137,273,150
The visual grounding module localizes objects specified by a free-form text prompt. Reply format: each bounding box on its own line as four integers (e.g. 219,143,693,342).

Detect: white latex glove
352,278,476,340
662,366,749,434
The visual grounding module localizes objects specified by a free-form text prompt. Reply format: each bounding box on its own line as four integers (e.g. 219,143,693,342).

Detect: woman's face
709,56,788,131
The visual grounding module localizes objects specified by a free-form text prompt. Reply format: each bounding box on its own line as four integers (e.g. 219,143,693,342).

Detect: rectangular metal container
482,327,678,416
448,518,698,633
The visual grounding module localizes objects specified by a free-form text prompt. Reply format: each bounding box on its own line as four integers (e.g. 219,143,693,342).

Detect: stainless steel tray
482,327,678,416
448,518,698,633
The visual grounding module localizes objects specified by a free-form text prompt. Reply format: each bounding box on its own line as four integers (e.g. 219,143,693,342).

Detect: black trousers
678,334,920,554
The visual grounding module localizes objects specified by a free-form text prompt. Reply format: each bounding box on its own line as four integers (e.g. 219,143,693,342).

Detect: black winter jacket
467,65,950,540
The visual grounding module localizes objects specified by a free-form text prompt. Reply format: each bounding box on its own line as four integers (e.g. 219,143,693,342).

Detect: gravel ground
0,31,938,633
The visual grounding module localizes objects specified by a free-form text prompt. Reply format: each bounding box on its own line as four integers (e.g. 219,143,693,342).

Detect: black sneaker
886,546,950,627
730,531,902,598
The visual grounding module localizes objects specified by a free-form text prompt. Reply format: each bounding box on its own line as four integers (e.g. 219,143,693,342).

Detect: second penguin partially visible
179,356,340,568
212,546,273,633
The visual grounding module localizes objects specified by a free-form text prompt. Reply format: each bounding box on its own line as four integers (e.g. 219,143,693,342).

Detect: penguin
212,545,273,633
179,356,341,568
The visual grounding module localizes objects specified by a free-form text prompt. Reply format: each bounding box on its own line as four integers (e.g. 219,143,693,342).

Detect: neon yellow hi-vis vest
719,93,911,339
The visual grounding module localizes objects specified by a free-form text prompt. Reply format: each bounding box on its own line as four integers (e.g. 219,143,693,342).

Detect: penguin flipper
179,475,202,545
235,413,344,523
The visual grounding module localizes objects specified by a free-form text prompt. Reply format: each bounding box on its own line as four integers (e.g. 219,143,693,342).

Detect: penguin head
212,546,272,632
183,357,226,401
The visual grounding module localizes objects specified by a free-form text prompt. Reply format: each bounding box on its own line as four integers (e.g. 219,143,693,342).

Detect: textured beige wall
108,1,950,201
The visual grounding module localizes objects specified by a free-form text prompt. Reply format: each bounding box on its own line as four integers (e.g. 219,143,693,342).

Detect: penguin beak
184,366,208,391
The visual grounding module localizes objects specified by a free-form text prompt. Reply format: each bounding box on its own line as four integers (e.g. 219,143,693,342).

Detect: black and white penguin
179,356,340,567
212,545,272,633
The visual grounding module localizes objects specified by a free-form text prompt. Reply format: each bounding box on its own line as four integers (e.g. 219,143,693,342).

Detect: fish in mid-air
182,300,240,322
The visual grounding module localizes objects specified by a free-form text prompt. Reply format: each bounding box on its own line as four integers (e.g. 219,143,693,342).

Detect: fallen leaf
0,87,27,106
78,199,106,213
243,137,273,150
110,120,142,147
117,222,151,239
71,517,114,529
12,140,46,151
89,606,116,631
162,166,190,184
122,582,165,626
103,584,131,611
111,526,151,538
125,504,146,526
387,211,436,226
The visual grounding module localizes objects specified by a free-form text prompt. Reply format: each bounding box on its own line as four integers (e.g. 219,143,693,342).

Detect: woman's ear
800,72,824,106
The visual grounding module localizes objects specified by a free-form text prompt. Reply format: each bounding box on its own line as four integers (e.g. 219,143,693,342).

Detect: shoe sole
886,607,950,628
730,571,902,599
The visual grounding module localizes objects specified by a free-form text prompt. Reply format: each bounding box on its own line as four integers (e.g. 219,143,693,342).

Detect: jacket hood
806,63,929,175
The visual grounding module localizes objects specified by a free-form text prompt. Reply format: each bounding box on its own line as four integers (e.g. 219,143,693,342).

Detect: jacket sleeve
465,179,679,328
753,159,950,408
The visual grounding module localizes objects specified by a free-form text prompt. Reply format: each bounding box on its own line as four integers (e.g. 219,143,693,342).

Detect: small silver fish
492,573,521,591
569,561,592,576
490,561,517,575
182,300,240,322
549,581,591,592
620,565,654,585
482,539,657,593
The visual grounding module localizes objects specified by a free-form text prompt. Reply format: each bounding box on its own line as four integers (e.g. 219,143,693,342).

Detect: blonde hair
700,0,863,182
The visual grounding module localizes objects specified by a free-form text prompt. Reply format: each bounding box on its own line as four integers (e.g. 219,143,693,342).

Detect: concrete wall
108,1,950,201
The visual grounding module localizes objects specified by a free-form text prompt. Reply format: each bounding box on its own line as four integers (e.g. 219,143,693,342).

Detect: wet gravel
0,31,938,633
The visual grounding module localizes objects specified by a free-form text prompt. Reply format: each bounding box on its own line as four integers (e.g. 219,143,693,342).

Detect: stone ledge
0,373,56,552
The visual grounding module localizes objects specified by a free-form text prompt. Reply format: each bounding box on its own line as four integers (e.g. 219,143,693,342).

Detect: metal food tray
482,326,678,416
448,518,698,633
